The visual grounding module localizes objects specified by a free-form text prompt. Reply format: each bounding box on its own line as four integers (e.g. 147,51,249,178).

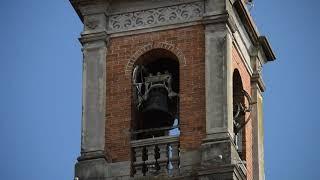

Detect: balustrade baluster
157,143,169,175
169,142,180,176
133,146,144,176
145,145,157,176
131,136,180,177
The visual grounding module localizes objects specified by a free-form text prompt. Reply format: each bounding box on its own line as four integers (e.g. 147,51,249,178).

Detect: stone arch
130,47,181,140
124,42,186,76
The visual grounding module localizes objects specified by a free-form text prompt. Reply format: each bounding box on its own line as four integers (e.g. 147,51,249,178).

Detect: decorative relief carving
84,15,101,31
108,1,204,32
85,20,99,30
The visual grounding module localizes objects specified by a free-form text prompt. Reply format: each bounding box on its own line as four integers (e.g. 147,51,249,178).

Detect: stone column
74,1,110,180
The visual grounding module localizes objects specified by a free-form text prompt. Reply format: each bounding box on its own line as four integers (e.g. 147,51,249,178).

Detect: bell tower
70,0,276,179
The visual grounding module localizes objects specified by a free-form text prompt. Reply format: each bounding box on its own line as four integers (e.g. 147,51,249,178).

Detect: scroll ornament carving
109,1,204,32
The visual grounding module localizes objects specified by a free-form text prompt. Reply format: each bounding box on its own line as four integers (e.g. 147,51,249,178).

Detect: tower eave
69,0,110,22
234,0,276,62
259,36,276,62
69,0,84,22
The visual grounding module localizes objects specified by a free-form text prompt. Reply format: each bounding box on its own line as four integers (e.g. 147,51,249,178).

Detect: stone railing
131,136,180,177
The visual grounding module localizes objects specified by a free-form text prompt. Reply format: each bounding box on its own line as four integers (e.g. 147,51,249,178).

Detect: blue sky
0,0,319,179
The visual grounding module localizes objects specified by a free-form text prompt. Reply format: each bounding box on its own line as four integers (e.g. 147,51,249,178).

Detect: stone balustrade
131,136,180,177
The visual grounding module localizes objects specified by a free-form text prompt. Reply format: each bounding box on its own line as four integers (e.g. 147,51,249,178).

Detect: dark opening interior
132,49,180,140
233,69,246,161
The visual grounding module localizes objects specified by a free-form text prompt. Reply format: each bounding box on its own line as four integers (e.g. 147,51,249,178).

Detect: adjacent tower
70,0,276,179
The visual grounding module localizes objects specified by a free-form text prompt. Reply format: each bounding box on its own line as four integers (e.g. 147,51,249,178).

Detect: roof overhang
234,0,276,62
69,0,109,22
69,0,84,22
259,36,276,61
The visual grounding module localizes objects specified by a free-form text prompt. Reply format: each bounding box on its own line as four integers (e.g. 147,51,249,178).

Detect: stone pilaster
73,1,110,180
76,0,109,161
204,20,233,139
251,52,266,180
78,32,108,160
200,2,246,179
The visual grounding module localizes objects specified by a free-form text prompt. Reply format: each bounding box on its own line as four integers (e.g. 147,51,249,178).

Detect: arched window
131,49,180,140
233,69,246,161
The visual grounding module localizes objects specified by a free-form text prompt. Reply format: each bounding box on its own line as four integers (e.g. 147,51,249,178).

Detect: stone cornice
233,0,259,44
259,36,276,61
233,0,276,62
69,0,110,21
70,1,234,36
70,0,276,62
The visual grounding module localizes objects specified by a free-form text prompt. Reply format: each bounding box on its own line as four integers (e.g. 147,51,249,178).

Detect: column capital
79,31,109,47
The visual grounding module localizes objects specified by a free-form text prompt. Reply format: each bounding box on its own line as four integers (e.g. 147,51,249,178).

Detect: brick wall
105,25,205,162
232,45,253,180
104,25,253,180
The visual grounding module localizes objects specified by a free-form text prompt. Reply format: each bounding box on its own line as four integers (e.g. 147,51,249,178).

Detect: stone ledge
197,164,246,180
131,136,179,148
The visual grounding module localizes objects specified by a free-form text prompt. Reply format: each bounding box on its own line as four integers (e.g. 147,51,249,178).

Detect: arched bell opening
233,69,246,161
131,49,180,140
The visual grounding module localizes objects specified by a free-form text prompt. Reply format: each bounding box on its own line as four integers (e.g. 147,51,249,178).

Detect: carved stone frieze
108,1,204,33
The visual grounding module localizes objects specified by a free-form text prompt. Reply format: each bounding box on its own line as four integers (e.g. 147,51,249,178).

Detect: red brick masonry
105,25,205,162
232,45,253,180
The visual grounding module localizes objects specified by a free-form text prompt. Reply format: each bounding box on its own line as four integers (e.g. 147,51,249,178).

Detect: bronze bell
142,87,174,128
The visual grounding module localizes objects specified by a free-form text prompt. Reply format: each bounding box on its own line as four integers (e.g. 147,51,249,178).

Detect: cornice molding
233,0,276,62
259,36,276,61
69,0,110,21
233,0,259,44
